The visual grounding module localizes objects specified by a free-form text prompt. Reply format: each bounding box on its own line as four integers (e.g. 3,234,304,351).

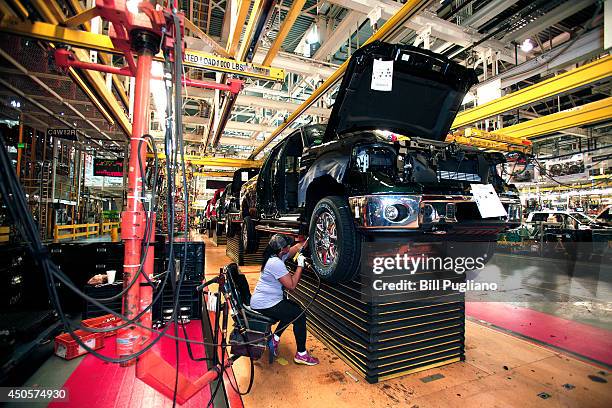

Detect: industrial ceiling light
306,26,319,45
520,38,534,52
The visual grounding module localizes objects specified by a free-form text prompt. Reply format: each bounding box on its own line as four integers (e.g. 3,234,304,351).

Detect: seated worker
250,234,319,366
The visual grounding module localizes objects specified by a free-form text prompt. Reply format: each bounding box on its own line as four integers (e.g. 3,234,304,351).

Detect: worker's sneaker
293,352,319,366
271,336,280,357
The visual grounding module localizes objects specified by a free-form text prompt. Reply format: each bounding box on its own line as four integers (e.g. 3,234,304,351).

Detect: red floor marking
466,302,612,366
50,322,215,407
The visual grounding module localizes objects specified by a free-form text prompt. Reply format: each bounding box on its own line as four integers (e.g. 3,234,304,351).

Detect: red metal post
117,49,154,366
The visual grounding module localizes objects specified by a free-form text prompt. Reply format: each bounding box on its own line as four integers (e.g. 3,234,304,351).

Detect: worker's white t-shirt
250,254,290,310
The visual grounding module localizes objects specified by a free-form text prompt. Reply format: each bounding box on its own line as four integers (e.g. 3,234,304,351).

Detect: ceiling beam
327,0,519,63
494,97,612,139
462,0,520,29
503,0,596,43
453,55,612,129
226,0,252,57
464,27,605,104
236,94,331,118
313,10,367,61
250,0,431,158
262,0,307,66
184,17,233,58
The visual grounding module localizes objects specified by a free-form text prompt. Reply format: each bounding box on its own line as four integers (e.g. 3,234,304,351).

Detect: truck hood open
323,41,478,142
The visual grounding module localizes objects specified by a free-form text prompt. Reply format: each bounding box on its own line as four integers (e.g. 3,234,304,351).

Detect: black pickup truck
239,41,521,282
221,167,259,237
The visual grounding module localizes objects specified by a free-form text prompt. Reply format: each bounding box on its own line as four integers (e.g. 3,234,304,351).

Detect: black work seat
243,305,277,324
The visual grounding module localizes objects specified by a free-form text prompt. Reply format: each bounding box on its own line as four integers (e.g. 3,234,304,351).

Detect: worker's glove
296,254,306,268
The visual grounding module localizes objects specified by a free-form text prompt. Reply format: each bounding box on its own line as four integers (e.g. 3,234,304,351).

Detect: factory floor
13,234,611,407
204,236,612,408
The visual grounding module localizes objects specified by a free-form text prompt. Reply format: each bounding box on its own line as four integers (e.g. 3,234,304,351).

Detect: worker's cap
269,234,294,252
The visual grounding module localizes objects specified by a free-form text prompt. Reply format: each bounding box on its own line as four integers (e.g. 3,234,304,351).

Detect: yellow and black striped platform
226,227,269,266
289,269,466,383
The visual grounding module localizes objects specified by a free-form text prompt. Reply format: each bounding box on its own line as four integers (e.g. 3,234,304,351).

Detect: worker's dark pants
254,299,307,352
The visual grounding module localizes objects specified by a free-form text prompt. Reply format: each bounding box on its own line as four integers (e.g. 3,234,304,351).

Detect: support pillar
117,29,159,365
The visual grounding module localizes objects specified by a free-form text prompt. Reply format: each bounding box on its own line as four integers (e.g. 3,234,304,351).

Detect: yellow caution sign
183,50,285,82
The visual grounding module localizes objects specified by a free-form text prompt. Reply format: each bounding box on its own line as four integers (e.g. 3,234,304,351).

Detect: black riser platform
288,268,466,383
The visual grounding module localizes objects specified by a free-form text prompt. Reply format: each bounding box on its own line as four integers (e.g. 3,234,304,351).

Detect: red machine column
117,30,160,365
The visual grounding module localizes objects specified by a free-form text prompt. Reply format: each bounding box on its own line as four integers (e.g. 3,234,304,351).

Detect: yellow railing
101,222,120,234
54,222,120,241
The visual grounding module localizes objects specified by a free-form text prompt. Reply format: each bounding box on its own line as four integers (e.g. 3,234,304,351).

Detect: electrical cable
0,130,322,350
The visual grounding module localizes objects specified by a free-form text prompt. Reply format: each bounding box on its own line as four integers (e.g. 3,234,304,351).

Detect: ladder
38,161,52,240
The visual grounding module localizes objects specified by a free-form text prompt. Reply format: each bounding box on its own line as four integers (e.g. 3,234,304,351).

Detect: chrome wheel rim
314,210,337,266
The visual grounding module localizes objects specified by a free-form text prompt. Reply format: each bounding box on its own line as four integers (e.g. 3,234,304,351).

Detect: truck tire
242,216,257,253
309,196,361,283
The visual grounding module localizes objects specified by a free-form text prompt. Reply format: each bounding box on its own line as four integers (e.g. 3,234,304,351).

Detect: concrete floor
201,236,612,408
15,234,611,407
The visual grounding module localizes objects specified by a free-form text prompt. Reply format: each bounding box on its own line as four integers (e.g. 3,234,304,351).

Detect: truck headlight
384,205,400,221
349,195,419,228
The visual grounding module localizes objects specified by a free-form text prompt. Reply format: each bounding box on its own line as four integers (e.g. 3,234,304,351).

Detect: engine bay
353,137,507,190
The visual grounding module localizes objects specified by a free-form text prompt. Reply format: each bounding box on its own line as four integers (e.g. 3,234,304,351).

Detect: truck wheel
242,216,257,253
309,196,361,283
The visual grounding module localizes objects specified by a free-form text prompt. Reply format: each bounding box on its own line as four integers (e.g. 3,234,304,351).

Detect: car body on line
239,41,522,282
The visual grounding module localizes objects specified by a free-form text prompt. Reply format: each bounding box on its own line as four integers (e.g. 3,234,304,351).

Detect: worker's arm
287,240,307,259
278,252,307,290
279,266,303,291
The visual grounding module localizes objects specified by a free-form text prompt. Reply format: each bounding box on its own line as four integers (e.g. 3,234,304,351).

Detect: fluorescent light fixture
520,38,533,52
306,26,319,45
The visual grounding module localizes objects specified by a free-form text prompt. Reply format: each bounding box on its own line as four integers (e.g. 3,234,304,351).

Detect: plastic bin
54,330,104,360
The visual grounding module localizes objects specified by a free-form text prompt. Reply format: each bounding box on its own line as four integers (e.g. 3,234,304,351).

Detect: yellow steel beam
0,0,27,20
150,153,262,168
227,0,252,57
0,19,118,52
184,17,232,58
456,127,532,147
0,19,285,81
262,0,307,66
237,0,264,60
445,135,525,152
250,0,430,159
63,6,98,28
184,49,285,81
519,179,612,193
193,171,235,178
69,68,116,126
492,97,612,139
28,0,132,136
64,0,129,109
453,55,612,129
